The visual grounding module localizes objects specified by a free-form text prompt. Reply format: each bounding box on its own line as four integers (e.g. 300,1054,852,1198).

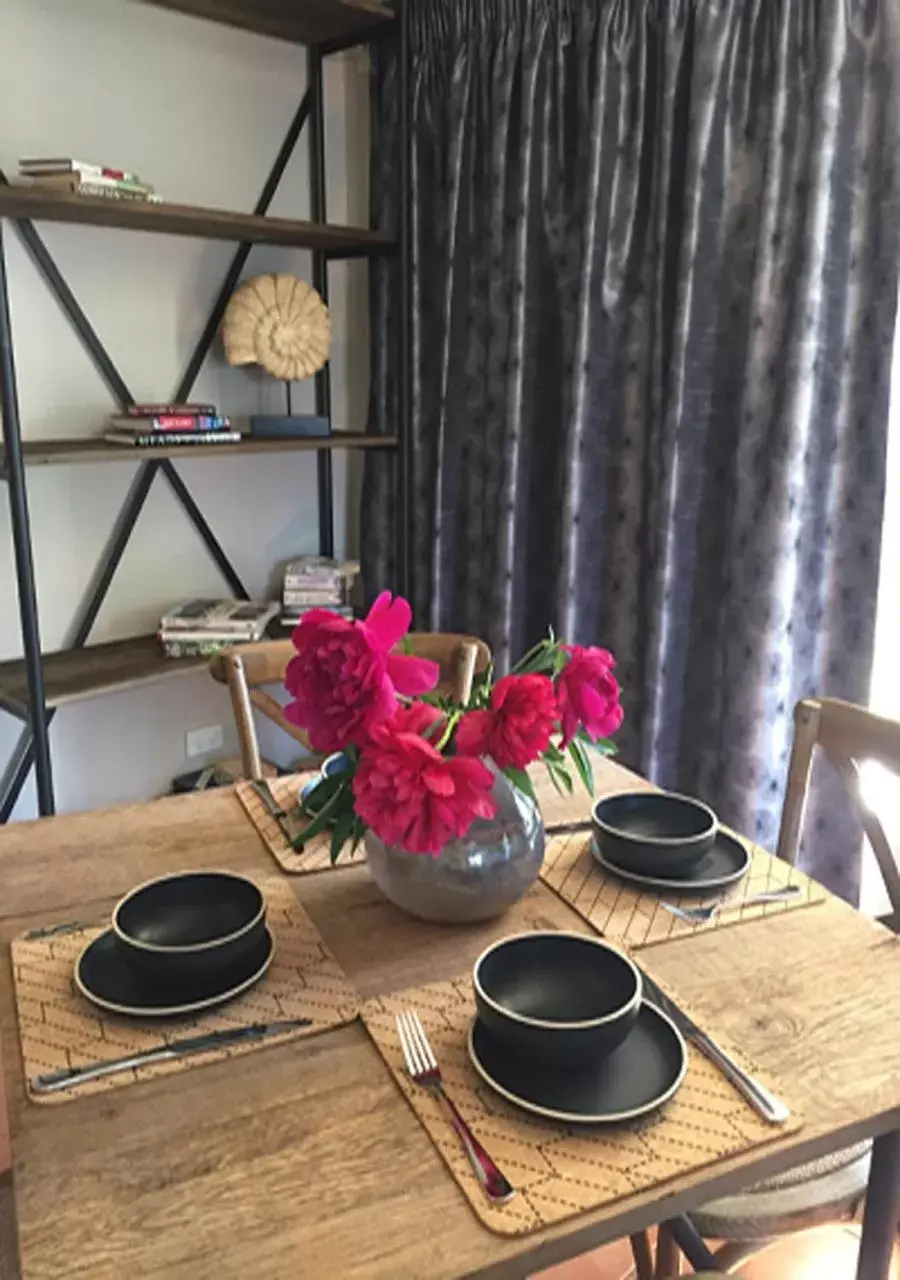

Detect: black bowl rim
472,931,642,1031
112,869,266,955
591,790,717,847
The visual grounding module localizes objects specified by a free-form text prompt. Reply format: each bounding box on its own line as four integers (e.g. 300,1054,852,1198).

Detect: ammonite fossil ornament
221,273,331,381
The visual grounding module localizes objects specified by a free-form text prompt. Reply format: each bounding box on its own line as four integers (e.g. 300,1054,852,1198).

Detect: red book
109,414,231,432
126,403,216,417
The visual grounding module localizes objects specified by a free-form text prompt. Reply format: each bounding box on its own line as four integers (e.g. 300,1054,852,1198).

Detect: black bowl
473,932,642,1067
113,871,267,987
592,791,717,877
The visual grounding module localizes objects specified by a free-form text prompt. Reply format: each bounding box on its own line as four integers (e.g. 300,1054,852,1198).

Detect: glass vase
364,764,545,924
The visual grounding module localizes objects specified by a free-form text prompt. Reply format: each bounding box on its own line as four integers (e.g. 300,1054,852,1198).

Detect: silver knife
639,969,790,1125
31,1018,313,1094
250,778,296,844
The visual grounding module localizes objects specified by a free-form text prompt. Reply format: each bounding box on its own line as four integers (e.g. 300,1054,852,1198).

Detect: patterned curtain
362,0,900,902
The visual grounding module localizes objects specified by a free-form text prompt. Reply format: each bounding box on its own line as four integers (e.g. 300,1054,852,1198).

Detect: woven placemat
12,874,359,1105
363,977,800,1236
540,830,827,950
236,773,366,874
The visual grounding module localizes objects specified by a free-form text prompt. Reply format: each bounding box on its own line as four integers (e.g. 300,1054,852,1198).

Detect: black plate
468,1002,686,1123
75,927,274,1018
591,829,750,892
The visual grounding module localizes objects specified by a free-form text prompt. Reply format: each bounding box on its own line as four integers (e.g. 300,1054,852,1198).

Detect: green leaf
292,779,350,848
568,737,595,795
348,816,366,856
551,762,574,794
543,742,565,765
504,766,537,803
402,635,413,655
329,806,355,865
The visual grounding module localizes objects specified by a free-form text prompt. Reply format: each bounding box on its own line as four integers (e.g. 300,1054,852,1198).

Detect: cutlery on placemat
396,1010,516,1205
250,779,296,845
660,884,802,925
638,971,790,1126
31,1018,313,1094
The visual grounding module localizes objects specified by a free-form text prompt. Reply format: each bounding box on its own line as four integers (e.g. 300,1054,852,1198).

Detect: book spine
110,415,231,431
141,415,229,430
282,591,345,607
127,403,217,417
106,431,241,446
21,161,143,182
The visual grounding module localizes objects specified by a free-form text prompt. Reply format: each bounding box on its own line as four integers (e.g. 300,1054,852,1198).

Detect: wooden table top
1,758,898,1279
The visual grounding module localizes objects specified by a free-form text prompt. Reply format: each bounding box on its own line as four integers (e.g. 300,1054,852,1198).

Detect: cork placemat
236,773,366,874
540,830,827,950
12,874,359,1105
363,977,800,1236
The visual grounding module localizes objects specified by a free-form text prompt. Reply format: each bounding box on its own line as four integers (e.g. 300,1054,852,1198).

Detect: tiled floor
536,1224,900,1279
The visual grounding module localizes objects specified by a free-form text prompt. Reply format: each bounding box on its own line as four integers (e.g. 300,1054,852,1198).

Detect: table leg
857,1129,900,1280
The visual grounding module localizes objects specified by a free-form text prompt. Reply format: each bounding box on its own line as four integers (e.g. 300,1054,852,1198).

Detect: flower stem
436,709,462,752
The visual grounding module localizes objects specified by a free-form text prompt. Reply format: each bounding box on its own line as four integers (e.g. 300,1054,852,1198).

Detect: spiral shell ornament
222,273,331,380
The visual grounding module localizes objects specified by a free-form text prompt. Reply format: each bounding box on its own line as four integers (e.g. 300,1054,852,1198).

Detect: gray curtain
362,0,900,902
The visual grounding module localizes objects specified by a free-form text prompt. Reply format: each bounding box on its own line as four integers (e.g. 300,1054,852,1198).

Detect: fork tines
396,1009,437,1078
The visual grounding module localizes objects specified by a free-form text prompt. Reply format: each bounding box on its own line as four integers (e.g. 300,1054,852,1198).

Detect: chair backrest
210,632,492,780
776,696,900,918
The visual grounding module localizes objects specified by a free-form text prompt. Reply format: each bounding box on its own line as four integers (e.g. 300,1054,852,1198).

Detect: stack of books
158,599,280,659
281,557,359,627
17,157,161,203
104,403,240,448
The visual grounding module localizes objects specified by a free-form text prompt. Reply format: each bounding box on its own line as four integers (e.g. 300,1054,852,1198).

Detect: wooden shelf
141,0,395,45
0,627,301,716
0,187,394,257
0,433,396,470
0,635,205,714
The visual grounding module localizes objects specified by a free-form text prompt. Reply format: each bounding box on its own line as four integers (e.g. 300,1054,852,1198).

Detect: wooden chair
655,695,900,1276
209,633,491,780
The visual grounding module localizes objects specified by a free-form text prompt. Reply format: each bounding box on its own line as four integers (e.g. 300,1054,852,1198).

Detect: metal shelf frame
0,7,412,820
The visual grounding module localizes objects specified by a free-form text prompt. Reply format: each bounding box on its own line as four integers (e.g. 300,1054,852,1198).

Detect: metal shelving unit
0,0,411,821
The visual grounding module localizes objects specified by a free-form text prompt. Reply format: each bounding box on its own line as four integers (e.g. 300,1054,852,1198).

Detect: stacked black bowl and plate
75,871,274,1018
468,932,687,1124
590,790,750,892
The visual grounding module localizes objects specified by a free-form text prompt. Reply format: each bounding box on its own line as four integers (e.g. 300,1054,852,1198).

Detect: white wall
0,0,370,817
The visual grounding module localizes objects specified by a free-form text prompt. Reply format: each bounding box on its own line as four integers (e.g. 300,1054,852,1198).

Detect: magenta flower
283,592,439,753
556,645,623,747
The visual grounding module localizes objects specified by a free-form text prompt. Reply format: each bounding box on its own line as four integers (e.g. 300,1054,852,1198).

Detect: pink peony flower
455,673,557,770
283,592,439,753
556,645,623,747
353,731,497,855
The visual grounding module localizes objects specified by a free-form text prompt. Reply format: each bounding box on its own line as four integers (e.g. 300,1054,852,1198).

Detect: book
161,599,280,636
282,588,346,608
158,633,255,659
108,414,231,432
104,430,241,446
281,606,354,627
128,403,217,418
283,557,360,590
21,172,154,196
19,158,143,182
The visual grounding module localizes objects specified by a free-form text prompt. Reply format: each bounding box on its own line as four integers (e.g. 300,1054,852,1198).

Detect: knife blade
638,968,790,1125
31,1018,313,1094
250,778,296,845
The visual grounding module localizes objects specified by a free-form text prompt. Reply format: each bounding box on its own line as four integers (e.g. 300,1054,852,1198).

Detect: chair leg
655,1224,681,1278
630,1231,654,1280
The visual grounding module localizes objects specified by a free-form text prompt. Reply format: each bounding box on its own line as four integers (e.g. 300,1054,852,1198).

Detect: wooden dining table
1,757,899,1279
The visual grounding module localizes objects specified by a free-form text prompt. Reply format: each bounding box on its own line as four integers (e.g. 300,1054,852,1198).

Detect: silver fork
660,884,802,924
395,1010,515,1205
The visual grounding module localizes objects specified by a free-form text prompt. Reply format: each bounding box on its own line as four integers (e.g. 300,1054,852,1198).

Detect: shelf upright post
0,224,54,815
308,43,335,560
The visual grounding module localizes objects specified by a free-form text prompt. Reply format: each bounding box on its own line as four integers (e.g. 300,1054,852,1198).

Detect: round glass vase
364,764,545,924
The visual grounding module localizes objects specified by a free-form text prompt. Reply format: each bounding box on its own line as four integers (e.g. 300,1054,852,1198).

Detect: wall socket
186,724,224,758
